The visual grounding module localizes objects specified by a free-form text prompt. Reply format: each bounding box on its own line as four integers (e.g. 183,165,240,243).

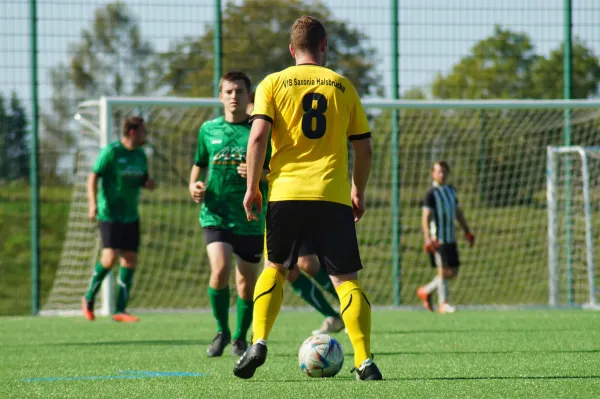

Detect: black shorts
203,227,263,264
298,237,316,257
266,200,363,275
429,242,460,268
98,220,141,252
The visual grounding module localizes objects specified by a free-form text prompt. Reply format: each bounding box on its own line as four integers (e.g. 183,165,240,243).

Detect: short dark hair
290,16,326,55
219,71,251,93
122,116,145,137
432,160,451,173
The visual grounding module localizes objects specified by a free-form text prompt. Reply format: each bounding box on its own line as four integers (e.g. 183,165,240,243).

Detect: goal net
547,146,600,308
41,98,600,315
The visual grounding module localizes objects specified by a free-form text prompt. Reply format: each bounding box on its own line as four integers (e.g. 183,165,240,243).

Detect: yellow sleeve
250,76,275,124
347,84,371,140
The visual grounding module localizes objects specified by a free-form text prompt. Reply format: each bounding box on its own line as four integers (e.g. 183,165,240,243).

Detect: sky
1,0,599,114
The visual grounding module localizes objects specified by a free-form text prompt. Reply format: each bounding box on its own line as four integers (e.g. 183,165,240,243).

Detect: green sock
84,262,111,302
208,286,231,337
115,267,135,313
313,267,338,299
291,273,338,318
233,297,253,341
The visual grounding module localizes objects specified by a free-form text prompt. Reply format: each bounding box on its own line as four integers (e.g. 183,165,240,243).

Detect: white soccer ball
298,334,344,378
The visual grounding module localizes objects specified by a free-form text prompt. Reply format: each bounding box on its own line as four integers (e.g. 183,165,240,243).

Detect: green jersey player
189,72,269,357
81,116,155,322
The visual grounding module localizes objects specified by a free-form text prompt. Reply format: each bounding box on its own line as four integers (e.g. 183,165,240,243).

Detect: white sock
423,276,440,294
438,278,449,304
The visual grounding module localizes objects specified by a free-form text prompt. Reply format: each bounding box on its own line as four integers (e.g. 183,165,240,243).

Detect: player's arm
141,153,155,190
237,163,269,182
88,147,111,221
244,77,274,221
190,126,208,203
347,84,373,222
243,119,271,221
422,208,440,253
246,119,271,192
456,205,475,246
189,165,206,203
422,207,433,242
87,172,98,221
422,191,439,252
350,138,372,222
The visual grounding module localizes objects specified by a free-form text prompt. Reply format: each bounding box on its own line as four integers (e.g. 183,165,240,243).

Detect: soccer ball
298,334,344,378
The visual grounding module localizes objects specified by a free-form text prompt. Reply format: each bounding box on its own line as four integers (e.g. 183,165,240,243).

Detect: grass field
2,309,600,398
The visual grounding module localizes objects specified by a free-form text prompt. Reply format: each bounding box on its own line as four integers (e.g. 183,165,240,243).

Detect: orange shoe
112,312,140,323
81,297,95,321
417,287,434,312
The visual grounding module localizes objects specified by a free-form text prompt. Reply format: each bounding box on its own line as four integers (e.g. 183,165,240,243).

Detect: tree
155,0,381,97
0,94,8,180
43,2,154,148
432,26,538,99
432,25,600,100
531,40,600,99
0,92,29,181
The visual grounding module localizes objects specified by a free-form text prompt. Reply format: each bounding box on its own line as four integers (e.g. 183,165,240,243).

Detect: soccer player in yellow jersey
233,16,382,381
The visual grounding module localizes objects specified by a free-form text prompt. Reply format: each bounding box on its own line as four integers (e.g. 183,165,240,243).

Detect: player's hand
189,181,206,203
465,231,475,247
237,163,247,179
144,178,155,190
243,189,263,222
351,187,366,222
423,238,440,253
88,203,97,221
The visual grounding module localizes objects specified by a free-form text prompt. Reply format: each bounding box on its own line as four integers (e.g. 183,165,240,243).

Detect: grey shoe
233,341,268,379
352,358,383,381
231,339,248,357
311,315,345,335
207,332,230,357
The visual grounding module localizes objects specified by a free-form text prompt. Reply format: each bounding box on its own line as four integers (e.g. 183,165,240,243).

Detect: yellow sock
252,267,285,344
336,280,371,368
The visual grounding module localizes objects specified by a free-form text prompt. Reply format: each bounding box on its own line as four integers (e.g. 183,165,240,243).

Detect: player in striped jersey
417,160,475,314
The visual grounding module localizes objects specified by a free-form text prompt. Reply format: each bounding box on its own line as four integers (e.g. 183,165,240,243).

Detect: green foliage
43,2,155,148
432,25,600,100
155,0,381,97
531,40,600,99
0,92,29,181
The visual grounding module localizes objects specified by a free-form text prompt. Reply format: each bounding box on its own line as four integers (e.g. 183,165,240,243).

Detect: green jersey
93,141,148,223
195,117,270,235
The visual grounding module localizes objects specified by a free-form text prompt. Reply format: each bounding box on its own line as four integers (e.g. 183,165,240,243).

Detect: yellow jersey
251,64,371,206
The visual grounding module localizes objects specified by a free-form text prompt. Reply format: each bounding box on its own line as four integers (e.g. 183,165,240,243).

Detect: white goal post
41,97,600,316
547,146,600,308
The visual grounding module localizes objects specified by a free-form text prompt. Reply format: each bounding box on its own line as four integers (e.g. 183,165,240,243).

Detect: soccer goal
41,97,600,315
547,146,600,308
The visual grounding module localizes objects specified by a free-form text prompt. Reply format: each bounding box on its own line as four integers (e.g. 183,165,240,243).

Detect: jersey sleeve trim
195,160,208,168
348,132,371,141
249,114,273,124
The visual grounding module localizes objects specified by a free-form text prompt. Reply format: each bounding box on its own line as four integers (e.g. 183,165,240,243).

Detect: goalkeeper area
3,310,600,397
41,97,600,314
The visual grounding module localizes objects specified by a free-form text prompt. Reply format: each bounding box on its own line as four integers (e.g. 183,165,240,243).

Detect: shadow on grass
379,327,591,335
246,375,600,383
49,339,211,347
381,375,600,382
48,338,292,347
375,349,600,356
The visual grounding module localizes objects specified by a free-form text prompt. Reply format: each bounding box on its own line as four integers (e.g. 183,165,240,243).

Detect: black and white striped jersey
423,182,459,244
